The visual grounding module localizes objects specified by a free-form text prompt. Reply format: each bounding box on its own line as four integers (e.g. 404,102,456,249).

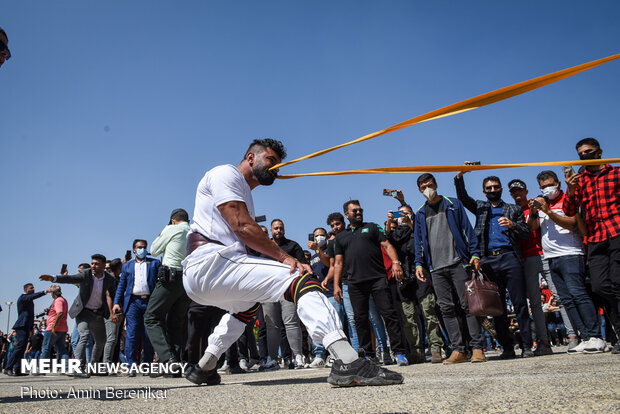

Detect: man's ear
246,151,256,165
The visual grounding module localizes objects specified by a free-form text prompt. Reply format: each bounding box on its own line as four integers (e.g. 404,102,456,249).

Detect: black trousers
587,235,620,335
237,320,260,361
186,302,226,364
481,251,532,350
348,277,406,356
6,327,29,372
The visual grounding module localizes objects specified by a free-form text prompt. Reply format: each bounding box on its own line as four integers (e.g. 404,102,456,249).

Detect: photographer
40,285,70,365
386,203,444,364
416,173,485,364
144,208,191,377
529,170,605,354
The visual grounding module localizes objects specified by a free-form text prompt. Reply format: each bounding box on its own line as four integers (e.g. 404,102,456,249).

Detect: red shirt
46,297,68,333
541,287,553,304
563,164,620,243
519,206,543,258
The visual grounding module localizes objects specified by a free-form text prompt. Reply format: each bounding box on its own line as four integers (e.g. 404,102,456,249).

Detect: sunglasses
485,185,502,191
350,208,363,214
0,40,10,60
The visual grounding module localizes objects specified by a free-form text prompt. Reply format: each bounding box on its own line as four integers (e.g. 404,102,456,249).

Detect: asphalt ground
1,347,618,413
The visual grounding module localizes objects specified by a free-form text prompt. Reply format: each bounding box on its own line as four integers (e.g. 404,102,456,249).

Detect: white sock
327,339,359,364
198,352,218,371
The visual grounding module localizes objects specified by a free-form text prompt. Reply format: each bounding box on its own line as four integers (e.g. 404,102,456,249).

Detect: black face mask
579,150,600,160
486,191,502,202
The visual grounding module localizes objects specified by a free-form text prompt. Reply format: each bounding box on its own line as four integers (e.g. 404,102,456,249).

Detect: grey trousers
103,316,120,363
522,255,550,342
263,299,303,359
75,310,106,365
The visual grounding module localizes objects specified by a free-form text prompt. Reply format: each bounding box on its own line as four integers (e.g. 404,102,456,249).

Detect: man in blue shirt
455,172,533,358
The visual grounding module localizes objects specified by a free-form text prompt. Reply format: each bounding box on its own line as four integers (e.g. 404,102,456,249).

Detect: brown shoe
471,349,486,363
443,351,468,364
431,352,442,364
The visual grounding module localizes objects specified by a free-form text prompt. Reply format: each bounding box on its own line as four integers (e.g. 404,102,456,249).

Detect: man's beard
253,163,277,186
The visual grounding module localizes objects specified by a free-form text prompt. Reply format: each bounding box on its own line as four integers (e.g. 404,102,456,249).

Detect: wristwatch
394,260,402,266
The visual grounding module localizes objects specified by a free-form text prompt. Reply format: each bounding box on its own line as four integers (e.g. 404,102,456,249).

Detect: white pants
183,242,346,358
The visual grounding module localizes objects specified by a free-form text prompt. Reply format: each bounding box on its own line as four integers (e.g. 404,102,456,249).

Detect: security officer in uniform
145,208,191,377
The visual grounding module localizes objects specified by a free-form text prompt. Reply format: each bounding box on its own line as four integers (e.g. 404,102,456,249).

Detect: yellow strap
276,158,620,179
271,53,620,171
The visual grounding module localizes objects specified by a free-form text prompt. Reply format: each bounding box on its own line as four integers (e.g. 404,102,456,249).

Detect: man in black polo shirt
333,200,409,365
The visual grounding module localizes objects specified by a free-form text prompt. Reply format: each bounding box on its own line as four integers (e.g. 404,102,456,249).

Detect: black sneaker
185,364,221,386
533,343,553,356
611,343,620,354
522,348,535,358
327,358,404,387
499,350,516,360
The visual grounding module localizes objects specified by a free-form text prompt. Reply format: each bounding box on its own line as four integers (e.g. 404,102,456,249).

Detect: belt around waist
131,294,150,299
187,232,224,255
488,247,512,256
85,308,100,313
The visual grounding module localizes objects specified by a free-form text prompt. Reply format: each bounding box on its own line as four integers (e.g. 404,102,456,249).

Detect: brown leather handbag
465,270,504,317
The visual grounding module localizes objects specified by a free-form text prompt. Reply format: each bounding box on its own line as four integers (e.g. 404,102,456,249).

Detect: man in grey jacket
40,253,116,377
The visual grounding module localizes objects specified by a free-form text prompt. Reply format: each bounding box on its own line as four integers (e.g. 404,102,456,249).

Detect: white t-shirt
539,193,583,259
190,164,255,250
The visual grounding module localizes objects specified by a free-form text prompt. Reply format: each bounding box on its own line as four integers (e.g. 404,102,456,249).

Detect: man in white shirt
528,170,605,354
113,240,161,375
183,138,402,387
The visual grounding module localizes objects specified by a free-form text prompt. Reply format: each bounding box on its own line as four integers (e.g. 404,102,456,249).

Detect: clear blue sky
1,1,619,333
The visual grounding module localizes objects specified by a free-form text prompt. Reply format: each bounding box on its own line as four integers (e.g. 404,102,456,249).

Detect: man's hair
78,263,91,269
482,176,502,189
536,170,559,184
576,137,600,151
244,139,287,161
313,227,327,235
133,239,148,248
343,200,361,213
507,179,527,190
109,258,123,273
52,286,62,296
271,218,283,226
326,212,345,225
417,173,436,188
23,283,33,291
91,253,107,263
0,27,7,42
170,208,189,222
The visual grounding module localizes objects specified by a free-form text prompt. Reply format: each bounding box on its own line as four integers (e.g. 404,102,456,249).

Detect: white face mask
541,185,560,200
423,187,437,201
315,235,327,248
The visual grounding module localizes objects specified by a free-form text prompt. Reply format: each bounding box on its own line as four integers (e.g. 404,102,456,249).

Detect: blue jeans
548,255,601,340
41,331,69,364
368,297,388,352
341,285,360,351
311,296,345,358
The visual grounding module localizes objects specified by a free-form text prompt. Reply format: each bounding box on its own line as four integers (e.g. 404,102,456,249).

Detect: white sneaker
239,359,249,371
248,358,260,370
568,341,587,354
308,357,326,368
217,361,230,373
582,337,607,354
294,354,305,369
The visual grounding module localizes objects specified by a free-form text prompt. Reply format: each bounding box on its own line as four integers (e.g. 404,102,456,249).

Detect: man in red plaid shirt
563,137,620,354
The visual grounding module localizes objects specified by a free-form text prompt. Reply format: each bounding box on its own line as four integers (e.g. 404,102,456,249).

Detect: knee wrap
232,303,261,324
284,273,324,304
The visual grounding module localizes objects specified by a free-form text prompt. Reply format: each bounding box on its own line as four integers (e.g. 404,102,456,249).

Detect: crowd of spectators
2,137,619,378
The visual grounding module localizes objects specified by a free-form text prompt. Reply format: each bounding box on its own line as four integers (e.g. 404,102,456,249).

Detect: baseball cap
508,180,527,191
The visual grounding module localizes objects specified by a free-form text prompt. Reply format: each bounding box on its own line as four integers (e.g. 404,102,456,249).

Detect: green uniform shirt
151,222,190,270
